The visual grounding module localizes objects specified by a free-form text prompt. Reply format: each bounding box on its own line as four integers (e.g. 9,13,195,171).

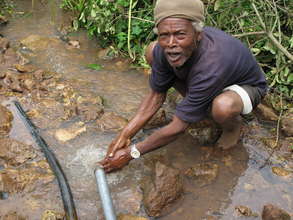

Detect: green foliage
61,0,155,65
61,0,293,98
0,0,14,16
86,63,103,70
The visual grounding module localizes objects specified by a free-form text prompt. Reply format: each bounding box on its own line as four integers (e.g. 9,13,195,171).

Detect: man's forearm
136,115,189,155
120,90,166,139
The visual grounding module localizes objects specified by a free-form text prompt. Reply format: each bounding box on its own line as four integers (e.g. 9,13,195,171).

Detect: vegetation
0,0,14,16
61,0,292,100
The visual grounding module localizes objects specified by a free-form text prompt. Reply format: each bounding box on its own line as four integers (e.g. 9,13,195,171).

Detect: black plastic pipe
13,101,78,220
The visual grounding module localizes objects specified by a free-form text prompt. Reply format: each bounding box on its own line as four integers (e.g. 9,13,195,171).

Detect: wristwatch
130,144,141,159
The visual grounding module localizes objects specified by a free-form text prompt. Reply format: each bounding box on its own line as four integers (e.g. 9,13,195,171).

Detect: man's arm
101,114,189,173
136,115,188,154
106,89,166,157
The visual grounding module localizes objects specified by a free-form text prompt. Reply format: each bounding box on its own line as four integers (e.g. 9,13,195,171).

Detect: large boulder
142,162,183,217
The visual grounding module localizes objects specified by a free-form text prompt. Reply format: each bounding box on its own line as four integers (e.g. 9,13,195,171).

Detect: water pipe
13,101,78,220
94,166,117,220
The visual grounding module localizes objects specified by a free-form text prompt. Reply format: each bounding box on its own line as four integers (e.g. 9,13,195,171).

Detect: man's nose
167,35,177,47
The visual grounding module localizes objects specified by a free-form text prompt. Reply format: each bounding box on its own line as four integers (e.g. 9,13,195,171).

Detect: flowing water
0,0,292,219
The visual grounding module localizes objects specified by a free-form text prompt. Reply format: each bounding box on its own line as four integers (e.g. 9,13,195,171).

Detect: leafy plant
61,0,293,99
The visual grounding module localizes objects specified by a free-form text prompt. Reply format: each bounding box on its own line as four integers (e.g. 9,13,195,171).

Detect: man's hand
106,134,131,158
99,147,132,173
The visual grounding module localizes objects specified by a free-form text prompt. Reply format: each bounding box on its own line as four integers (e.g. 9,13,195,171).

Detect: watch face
131,149,140,159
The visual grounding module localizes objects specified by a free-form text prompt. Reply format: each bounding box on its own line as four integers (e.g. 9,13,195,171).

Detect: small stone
55,122,86,142
41,210,64,220
68,40,80,49
235,205,253,216
256,103,278,121
262,204,291,220
118,214,148,220
14,64,35,73
272,167,291,177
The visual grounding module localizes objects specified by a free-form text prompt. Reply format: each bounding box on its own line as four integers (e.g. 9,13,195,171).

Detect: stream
0,0,292,219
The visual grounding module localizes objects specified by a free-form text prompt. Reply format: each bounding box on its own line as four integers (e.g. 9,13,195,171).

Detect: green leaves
86,64,102,70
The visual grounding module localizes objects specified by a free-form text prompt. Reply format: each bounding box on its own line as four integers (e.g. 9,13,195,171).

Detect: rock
262,204,291,220
0,160,54,193
2,211,27,220
76,94,104,122
281,114,293,137
0,104,13,136
55,122,86,142
144,108,167,129
97,48,111,59
142,162,183,217
235,205,258,217
41,210,64,220
256,103,278,121
118,215,148,220
20,35,59,51
0,138,36,166
67,40,80,49
271,167,291,177
188,119,220,145
0,37,9,53
14,64,36,73
96,112,128,132
184,162,219,187
2,71,23,92
0,16,8,25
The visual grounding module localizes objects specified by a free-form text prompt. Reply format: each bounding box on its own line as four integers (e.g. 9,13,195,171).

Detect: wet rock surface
0,138,36,166
256,103,279,121
1,211,27,220
0,104,13,136
142,162,183,217
184,162,219,187
281,113,293,137
187,119,221,145
262,204,291,220
96,112,128,132
0,160,54,194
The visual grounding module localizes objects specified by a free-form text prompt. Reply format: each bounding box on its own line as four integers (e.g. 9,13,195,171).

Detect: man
99,0,267,173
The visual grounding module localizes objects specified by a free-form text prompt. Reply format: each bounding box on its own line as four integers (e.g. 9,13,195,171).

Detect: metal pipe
94,166,116,220
13,101,78,220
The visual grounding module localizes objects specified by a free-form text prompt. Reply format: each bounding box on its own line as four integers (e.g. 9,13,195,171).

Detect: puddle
0,0,292,219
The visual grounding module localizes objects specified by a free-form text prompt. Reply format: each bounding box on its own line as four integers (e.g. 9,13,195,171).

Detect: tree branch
251,2,293,62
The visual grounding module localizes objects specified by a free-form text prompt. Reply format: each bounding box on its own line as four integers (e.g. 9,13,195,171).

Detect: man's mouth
166,52,182,63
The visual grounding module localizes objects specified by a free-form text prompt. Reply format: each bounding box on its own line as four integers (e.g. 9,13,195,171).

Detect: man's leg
211,90,244,149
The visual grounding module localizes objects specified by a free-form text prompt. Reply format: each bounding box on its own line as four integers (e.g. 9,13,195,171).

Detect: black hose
13,101,78,220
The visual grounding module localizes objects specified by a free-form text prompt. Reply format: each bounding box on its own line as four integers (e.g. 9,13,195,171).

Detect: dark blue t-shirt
149,27,267,123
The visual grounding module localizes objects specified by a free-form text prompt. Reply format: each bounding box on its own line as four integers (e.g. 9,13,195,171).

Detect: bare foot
216,117,242,150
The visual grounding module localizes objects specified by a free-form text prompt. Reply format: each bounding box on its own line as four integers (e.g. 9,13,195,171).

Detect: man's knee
145,41,157,65
211,91,243,123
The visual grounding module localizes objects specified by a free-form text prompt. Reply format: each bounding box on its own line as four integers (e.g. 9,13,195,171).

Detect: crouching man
99,0,267,173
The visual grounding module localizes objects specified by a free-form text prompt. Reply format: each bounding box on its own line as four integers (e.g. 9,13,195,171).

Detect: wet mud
0,0,292,220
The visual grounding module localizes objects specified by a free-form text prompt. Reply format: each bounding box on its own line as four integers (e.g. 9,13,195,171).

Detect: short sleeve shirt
149,27,267,123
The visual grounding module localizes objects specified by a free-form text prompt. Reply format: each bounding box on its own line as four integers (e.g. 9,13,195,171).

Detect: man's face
158,18,201,68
